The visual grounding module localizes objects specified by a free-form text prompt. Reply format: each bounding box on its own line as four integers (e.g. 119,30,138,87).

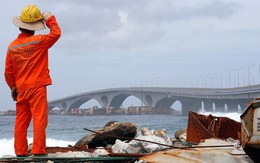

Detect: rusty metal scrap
186,111,241,143
240,98,260,163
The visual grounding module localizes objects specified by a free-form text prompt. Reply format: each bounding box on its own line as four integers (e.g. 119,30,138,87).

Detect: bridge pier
239,100,251,110
226,99,251,112
181,100,194,116
192,100,202,113
214,100,226,112
226,102,238,112
238,99,251,112
203,100,213,112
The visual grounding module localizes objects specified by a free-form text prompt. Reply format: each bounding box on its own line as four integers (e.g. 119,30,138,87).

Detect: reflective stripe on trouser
14,86,48,155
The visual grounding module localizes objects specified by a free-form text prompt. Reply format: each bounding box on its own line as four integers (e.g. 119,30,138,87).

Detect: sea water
0,112,241,157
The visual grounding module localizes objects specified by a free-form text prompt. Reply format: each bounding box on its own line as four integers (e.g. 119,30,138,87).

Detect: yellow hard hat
20,4,43,23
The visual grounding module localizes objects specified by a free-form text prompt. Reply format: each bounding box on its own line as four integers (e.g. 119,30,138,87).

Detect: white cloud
52,0,242,55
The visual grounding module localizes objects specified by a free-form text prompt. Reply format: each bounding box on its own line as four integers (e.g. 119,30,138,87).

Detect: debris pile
1,111,256,162
75,121,137,149
112,127,172,154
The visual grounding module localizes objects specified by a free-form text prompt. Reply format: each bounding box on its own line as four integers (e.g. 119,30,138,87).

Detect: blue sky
0,0,260,110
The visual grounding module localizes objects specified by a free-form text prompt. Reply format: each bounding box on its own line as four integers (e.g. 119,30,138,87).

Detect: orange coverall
5,16,61,155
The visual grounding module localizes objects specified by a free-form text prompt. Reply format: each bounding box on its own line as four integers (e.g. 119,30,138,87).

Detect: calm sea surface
1,115,188,141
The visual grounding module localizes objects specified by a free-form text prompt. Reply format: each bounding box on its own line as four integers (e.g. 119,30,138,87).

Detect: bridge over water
48,85,260,115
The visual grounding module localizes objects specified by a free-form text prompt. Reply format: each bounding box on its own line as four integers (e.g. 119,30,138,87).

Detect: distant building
1,110,16,116
47,105,180,116
49,108,61,115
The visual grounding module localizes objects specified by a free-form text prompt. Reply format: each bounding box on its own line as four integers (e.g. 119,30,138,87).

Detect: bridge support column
106,107,112,114
60,102,69,114
226,99,250,113
214,100,225,112
203,100,213,112
226,102,238,112
192,100,202,113
238,99,251,112
181,101,193,116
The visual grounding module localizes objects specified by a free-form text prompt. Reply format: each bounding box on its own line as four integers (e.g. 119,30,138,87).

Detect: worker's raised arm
41,12,61,48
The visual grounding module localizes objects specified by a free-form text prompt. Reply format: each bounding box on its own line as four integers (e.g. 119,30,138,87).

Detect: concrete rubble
45,125,254,162
74,121,137,149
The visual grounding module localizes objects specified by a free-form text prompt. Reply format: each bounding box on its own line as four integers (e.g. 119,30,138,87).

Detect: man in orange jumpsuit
4,4,61,156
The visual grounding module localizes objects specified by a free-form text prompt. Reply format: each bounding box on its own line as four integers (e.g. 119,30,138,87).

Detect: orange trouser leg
15,86,48,155
15,93,32,156
29,87,48,154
